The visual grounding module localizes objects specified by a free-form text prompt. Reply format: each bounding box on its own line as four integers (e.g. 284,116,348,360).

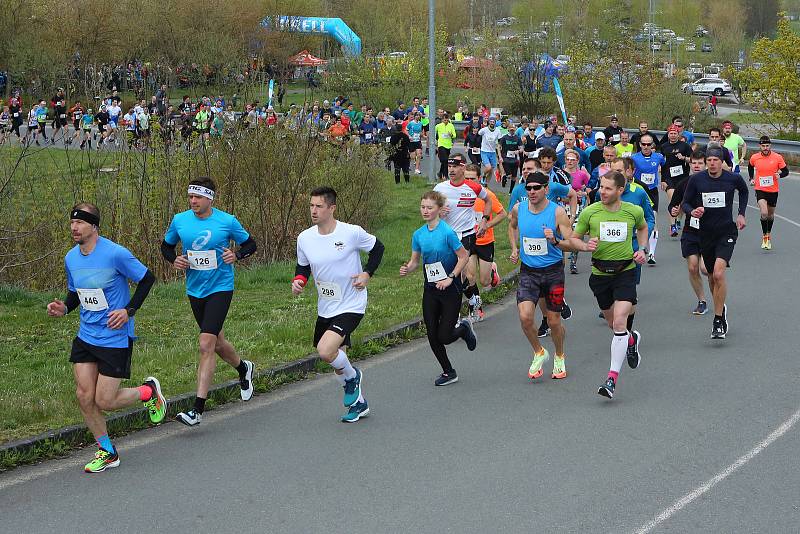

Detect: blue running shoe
343,368,362,407
459,319,477,351
341,401,370,423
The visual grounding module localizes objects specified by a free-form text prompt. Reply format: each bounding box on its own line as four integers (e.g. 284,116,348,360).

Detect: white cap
595,132,606,140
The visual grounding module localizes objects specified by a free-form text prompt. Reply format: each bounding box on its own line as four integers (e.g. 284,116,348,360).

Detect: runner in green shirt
722,120,746,173
568,171,648,400
434,112,457,180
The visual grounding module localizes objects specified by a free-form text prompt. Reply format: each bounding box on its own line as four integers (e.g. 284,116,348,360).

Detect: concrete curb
0,269,519,463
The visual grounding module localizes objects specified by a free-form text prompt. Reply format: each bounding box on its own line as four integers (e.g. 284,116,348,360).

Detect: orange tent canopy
288,50,328,67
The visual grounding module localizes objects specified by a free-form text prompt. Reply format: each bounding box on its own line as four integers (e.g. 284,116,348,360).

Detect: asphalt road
2,177,800,534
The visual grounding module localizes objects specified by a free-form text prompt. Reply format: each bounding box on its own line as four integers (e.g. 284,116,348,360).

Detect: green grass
722,112,764,125
0,178,515,445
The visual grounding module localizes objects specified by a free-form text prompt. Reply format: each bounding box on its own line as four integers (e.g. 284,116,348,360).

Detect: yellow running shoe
552,355,567,379
528,348,549,379
84,448,120,473
765,235,772,250
761,236,768,249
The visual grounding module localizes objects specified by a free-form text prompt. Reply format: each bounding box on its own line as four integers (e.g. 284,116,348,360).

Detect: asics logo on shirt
192,230,212,250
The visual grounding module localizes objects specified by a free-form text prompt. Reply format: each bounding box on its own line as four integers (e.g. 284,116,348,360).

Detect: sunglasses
526,184,545,191
640,142,653,146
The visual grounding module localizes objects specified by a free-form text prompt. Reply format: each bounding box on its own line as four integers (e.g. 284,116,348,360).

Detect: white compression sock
331,349,357,380
610,332,628,374
334,372,346,386
649,229,658,256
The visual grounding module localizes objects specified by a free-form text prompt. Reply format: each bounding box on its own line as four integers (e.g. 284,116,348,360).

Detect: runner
293,186,385,421
36,99,49,144
681,146,748,339
465,164,506,320
659,125,693,237
722,120,746,174
68,101,85,146
497,119,522,189
464,115,483,166
478,117,504,186
9,91,23,141
388,123,412,184
400,190,476,386
161,177,258,426
630,134,666,264
565,149,590,274
566,171,649,399
435,112,457,181
0,106,9,144
79,108,95,150
47,203,166,472
748,135,788,250
434,154,492,319
407,112,424,175
508,172,575,380
602,116,623,145
669,151,711,315
51,88,68,145
615,130,635,158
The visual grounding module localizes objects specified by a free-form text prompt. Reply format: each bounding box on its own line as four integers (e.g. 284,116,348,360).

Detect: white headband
188,184,214,200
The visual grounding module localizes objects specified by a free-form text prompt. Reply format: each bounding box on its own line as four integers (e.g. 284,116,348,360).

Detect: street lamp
427,0,437,183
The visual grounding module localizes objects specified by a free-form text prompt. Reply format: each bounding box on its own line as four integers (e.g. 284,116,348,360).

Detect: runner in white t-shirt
434,154,492,318
478,117,504,185
292,186,385,423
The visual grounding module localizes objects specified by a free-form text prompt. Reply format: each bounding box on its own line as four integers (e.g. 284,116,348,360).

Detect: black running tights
422,286,465,374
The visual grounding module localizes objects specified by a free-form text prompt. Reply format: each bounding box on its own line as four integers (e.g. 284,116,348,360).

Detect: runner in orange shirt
748,135,788,250
465,164,507,320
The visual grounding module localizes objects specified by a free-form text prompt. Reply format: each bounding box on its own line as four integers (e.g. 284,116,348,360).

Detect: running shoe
494,169,501,182
176,410,202,426
597,377,616,399
626,330,641,369
435,371,459,386
551,354,567,379
647,254,656,265
670,224,678,237
761,236,768,249
414,169,421,175
528,348,549,379
561,302,572,321
239,359,255,401
569,261,578,275
142,376,166,424
343,368,363,407
460,318,477,351
502,176,508,188
675,219,682,230
598,311,605,319
475,306,486,322
764,235,772,250
711,318,726,339
537,320,550,338
84,448,120,473
490,262,501,287
692,300,708,315
341,401,370,423
722,304,729,334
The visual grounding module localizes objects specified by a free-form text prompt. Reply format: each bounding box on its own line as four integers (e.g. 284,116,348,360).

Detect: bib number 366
599,222,628,243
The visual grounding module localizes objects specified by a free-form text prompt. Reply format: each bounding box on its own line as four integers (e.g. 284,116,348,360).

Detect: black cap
525,172,549,186
759,135,771,144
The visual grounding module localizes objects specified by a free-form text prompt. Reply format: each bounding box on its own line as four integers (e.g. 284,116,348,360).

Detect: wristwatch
126,307,137,317
482,215,490,221
448,272,456,279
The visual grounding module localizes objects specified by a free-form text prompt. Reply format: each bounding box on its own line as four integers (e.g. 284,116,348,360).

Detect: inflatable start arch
262,16,362,56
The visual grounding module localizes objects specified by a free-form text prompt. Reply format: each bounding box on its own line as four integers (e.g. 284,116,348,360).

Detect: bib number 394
76,288,109,312
599,222,628,242
425,262,448,283
522,237,548,256
702,191,726,208
317,281,342,301
187,250,218,270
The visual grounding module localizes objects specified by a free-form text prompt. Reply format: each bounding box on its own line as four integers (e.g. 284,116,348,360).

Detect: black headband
71,209,100,226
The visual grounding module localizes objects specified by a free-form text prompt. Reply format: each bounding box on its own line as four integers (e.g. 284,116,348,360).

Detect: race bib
612,134,620,142
689,216,700,229
424,262,447,283
758,175,774,188
471,147,481,155
186,250,218,270
599,222,628,242
640,173,656,185
365,133,372,140
13,112,19,118
385,136,392,143
411,133,421,142
702,191,726,208
317,281,342,301
669,165,684,178
59,114,66,119
506,150,517,159
522,237,548,256
76,288,109,312
441,132,451,139
621,151,632,158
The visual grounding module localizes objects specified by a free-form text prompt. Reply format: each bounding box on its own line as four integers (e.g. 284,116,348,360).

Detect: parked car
681,77,732,96
704,65,721,78
686,63,704,77
695,25,709,37
701,42,713,52
633,33,649,43
686,42,696,51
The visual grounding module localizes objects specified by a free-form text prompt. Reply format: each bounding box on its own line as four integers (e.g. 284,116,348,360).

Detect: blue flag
552,77,568,126
268,79,275,108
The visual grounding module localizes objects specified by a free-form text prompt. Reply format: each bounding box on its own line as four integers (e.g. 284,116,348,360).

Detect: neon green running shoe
84,448,120,473
143,376,166,424
552,355,567,379
528,348,549,379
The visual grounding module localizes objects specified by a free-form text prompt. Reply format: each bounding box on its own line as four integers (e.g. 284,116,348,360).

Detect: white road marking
735,201,800,229
633,407,800,534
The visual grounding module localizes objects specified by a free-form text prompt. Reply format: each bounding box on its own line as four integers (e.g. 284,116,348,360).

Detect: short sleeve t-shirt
407,121,423,142
749,152,786,193
474,189,504,246
296,221,377,318
164,208,250,298
574,201,645,276
65,237,148,348
631,151,666,189
411,220,463,289
434,179,489,235
478,127,503,152
435,122,456,149
724,133,745,165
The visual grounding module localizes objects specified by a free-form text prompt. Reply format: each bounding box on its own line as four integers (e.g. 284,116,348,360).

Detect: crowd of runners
41,89,789,473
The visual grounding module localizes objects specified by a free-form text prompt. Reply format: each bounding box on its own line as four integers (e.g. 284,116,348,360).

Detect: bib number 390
522,237,548,256
599,222,628,243
76,288,109,312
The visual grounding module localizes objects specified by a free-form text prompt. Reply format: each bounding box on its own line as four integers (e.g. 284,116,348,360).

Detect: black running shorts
460,233,478,256
700,231,737,273
755,190,778,208
680,232,701,258
475,242,495,263
188,290,233,336
589,268,638,310
516,262,565,312
313,313,364,348
70,336,133,379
